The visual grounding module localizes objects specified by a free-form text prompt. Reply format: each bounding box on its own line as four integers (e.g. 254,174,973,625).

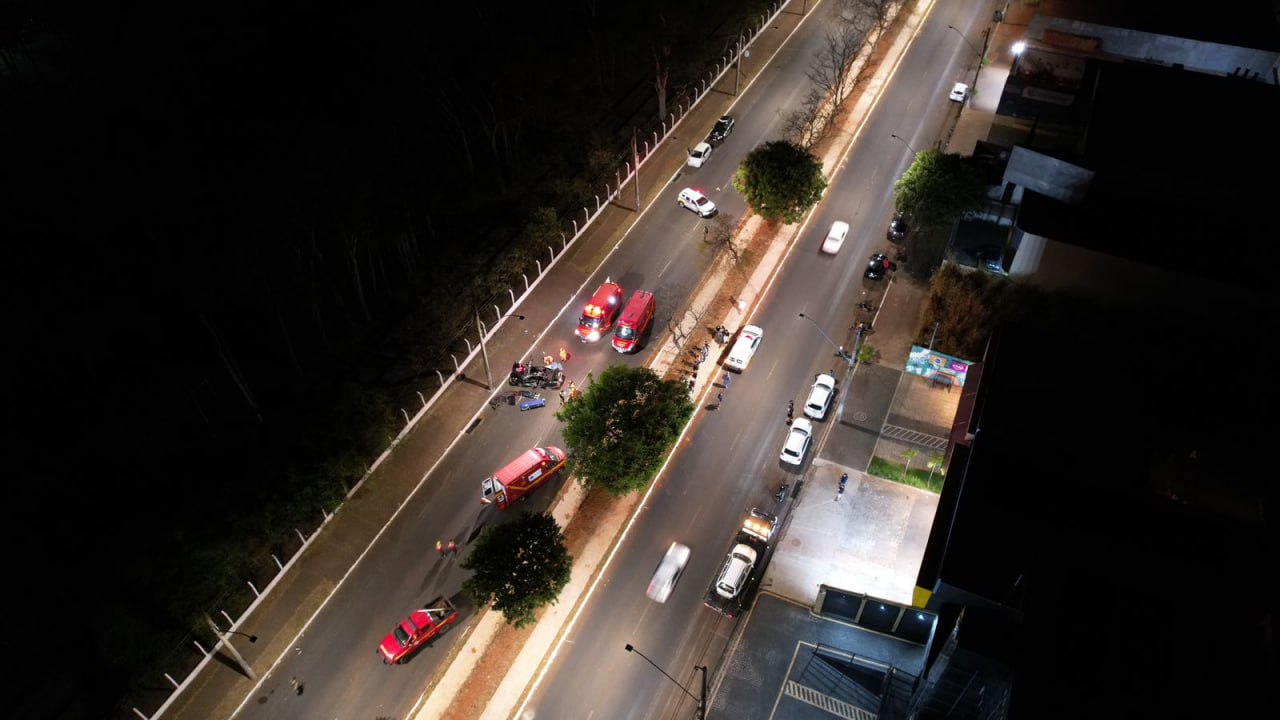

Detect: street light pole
205,614,256,680
948,25,986,90
890,133,919,156
624,644,707,719
799,313,859,422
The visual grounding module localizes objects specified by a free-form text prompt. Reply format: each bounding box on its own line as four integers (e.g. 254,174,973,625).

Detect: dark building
912,3,1280,717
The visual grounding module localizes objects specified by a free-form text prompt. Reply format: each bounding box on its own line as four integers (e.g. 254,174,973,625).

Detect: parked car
949,82,969,103
709,115,736,144
677,187,718,217
687,141,713,168
821,221,850,254
887,213,908,242
646,542,691,603
780,418,813,466
803,374,837,420
725,324,764,372
864,253,897,281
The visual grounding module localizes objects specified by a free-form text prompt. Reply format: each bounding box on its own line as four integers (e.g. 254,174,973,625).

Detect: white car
821,221,850,254
780,418,813,466
686,142,713,168
677,187,717,217
713,543,758,599
646,542,691,603
804,374,837,420
724,324,763,372
949,82,969,103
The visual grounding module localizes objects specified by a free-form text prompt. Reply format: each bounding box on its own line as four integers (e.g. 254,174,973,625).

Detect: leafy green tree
732,140,828,223
893,150,988,230
556,364,694,496
461,512,573,629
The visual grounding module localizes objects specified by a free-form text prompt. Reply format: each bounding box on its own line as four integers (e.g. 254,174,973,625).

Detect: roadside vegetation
461,512,573,629
557,365,695,497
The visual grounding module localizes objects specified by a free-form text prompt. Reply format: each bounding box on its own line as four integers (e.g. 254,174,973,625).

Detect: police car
677,187,717,218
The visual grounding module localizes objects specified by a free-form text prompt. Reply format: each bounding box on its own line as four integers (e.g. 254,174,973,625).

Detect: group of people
435,540,459,556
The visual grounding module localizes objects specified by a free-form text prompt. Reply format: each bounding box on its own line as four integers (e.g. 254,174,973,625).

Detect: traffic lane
233,370,576,719
526,341,798,719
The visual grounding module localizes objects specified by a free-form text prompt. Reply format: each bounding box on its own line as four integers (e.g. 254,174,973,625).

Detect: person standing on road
786,400,794,425
722,372,731,388
716,392,723,409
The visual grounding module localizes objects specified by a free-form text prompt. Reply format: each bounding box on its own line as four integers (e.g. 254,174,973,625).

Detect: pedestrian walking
835,472,848,502
447,540,458,555
569,381,577,400
716,392,724,408
702,341,710,357
436,540,446,556
786,400,794,425
722,372,731,388
688,377,696,394
559,388,567,403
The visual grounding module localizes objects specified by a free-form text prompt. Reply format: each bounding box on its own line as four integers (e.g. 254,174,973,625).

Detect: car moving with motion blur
646,542,691,603
821,221,850,254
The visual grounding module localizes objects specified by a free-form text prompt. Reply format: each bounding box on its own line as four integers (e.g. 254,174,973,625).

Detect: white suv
714,544,758,599
686,142,713,168
677,187,717,217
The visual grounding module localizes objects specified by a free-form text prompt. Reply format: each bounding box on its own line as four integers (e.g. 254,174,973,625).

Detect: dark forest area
3,0,766,716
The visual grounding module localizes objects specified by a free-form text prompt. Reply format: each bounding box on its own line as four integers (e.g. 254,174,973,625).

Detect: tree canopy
461,512,573,629
555,365,694,496
892,149,988,230
732,140,828,223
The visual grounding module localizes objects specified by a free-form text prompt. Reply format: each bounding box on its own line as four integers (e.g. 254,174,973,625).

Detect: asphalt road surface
520,1,990,718
225,0,988,717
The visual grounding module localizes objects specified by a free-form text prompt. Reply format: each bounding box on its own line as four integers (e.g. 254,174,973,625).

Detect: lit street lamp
624,644,707,719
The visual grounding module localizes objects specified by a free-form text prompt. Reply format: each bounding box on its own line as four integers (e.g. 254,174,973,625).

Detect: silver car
646,542,691,603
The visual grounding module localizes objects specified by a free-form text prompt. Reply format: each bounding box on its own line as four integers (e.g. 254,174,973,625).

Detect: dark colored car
709,115,735,144
864,253,897,281
887,213,908,242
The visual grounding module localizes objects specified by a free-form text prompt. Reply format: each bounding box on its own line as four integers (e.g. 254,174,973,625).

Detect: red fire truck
576,279,624,342
480,446,567,510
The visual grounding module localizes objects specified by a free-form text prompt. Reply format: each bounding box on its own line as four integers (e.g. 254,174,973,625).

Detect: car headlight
588,331,600,341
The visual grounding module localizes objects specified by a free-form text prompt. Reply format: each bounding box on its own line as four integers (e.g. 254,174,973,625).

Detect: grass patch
867,456,946,494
